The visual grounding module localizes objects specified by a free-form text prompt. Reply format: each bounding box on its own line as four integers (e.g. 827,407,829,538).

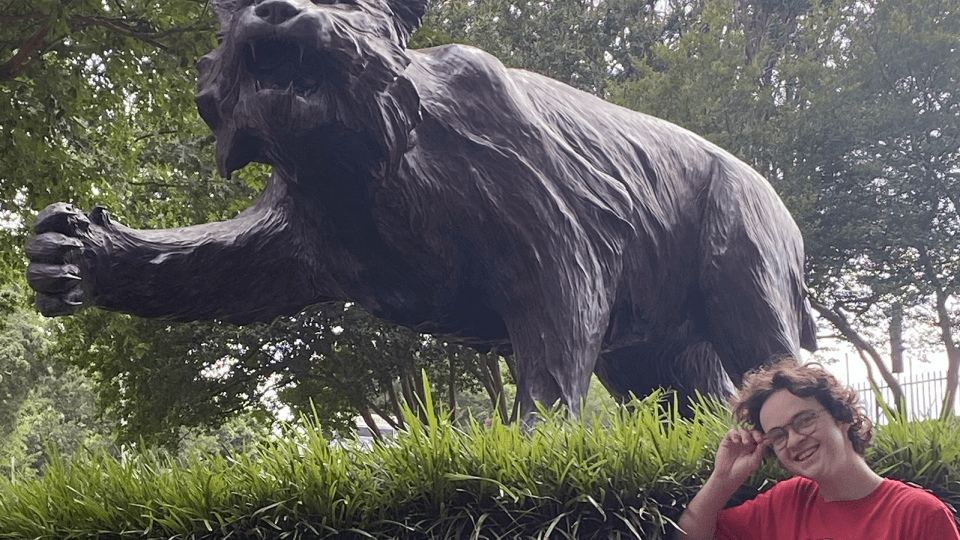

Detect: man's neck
817,458,883,502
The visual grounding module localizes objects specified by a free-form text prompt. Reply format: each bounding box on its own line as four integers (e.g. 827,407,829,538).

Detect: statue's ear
211,0,241,29
389,0,427,44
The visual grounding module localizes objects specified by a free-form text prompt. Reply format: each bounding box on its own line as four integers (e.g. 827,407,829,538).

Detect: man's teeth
795,446,818,461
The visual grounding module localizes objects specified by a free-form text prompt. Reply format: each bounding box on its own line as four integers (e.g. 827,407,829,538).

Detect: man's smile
793,444,819,462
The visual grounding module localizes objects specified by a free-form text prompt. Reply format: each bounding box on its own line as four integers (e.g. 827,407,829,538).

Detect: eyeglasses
763,408,824,449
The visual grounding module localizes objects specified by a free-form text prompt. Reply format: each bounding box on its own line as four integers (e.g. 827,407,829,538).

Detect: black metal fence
853,371,950,424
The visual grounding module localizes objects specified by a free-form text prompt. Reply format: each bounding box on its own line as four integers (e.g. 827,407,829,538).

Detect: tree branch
0,13,46,22
809,297,905,410
0,23,51,83
1,9,213,84
917,248,960,413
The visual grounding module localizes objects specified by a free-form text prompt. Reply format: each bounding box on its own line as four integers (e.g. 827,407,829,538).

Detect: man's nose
254,0,302,25
785,426,806,449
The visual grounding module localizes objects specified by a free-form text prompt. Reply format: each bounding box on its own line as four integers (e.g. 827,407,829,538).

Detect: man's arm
677,428,766,540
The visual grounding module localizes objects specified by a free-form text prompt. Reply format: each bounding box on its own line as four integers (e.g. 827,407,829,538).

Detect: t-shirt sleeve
715,499,766,540
919,503,960,539
714,484,783,540
895,481,960,539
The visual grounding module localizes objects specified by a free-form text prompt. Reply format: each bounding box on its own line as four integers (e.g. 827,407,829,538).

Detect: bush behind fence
854,370,951,424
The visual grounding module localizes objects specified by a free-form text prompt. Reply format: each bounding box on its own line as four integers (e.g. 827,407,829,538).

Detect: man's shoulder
877,478,951,510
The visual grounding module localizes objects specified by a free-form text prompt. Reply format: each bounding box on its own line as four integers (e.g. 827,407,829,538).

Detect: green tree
0,362,114,482
0,351,272,481
264,302,489,436
54,299,500,446
425,0,672,94
2,0,268,446
0,292,115,481
0,0,260,278
0,293,51,444
807,0,960,408
612,0,960,411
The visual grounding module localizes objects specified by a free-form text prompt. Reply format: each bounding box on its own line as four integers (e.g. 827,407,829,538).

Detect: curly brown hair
730,358,873,455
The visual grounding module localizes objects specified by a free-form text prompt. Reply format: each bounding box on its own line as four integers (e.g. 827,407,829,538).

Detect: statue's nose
254,0,301,24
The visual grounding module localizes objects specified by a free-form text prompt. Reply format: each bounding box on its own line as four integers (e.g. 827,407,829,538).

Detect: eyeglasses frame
763,407,827,449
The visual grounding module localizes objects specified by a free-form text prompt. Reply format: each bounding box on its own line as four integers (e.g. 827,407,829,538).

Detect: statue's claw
26,203,97,317
25,233,82,264
34,290,85,317
34,202,91,235
26,263,81,293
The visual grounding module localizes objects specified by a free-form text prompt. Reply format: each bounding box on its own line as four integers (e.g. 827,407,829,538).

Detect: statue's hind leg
505,305,605,424
594,341,734,415
697,157,813,381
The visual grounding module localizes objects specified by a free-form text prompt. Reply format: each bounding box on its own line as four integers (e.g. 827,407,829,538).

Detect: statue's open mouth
243,38,327,96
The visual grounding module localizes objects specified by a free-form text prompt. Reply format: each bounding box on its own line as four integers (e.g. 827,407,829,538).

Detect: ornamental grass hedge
1,387,959,540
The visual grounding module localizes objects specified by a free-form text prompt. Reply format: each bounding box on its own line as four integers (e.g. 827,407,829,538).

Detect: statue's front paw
25,203,96,316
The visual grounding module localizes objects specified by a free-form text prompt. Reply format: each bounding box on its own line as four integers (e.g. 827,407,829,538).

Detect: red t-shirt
715,476,960,540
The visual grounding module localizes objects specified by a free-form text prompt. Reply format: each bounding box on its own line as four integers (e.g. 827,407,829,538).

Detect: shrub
0,383,957,539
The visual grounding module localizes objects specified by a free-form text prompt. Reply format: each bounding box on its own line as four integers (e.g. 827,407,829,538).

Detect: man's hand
677,427,768,539
713,427,767,488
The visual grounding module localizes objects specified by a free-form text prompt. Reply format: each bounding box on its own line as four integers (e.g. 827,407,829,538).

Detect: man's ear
388,0,428,44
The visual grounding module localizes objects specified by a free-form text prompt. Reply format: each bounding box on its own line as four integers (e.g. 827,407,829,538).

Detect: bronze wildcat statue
26,0,817,419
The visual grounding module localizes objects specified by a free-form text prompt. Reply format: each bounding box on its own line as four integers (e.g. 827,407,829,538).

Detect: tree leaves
5,0,957,447
611,0,960,401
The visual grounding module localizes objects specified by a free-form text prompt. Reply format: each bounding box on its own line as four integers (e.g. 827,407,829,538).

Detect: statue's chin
216,87,346,176
232,87,337,138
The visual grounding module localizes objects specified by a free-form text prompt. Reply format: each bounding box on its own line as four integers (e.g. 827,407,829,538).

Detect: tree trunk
359,407,382,440
473,351,510,423
919,249,959,417
487,352,509,423
448,356,457,422
400,373,416,421
414,369,429,423
387,384,405,430
810,298,905,411
474,352,498,406
932,288,959,416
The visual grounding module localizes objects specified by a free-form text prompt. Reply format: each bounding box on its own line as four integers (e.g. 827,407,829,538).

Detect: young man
678,358,960,540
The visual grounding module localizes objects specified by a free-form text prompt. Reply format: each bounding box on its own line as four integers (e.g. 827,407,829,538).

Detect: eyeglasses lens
767,410,820,448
